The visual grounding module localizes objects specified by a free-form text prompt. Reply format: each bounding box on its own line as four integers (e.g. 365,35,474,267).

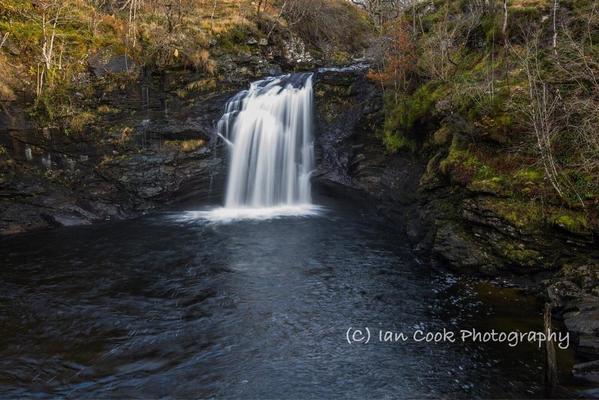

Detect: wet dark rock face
0,140,225,235
0,69,232,234
546,264,599,383
0,36,326,235
313,69,424,206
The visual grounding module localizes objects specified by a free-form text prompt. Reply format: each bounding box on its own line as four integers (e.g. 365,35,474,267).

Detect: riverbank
312,66,599,395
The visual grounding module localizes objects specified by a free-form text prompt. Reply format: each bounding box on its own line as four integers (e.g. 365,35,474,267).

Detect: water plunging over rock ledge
201,73,321,221
220,73,314,208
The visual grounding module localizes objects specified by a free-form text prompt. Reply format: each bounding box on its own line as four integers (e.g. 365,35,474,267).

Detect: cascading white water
217,73,315,211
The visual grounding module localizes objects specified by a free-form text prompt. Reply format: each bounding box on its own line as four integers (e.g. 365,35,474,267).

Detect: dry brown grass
164,139,205,152
510,0,550,9
0,55,20,101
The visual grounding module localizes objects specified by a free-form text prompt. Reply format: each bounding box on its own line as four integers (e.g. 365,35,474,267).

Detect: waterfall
217,73,315,210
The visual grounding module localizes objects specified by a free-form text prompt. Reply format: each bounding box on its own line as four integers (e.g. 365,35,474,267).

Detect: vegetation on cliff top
366,0,599,231
0,0,371,126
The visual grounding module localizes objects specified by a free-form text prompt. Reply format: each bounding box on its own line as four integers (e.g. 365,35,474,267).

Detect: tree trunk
502,0,508,44
0,32,9,50
552,0,559,55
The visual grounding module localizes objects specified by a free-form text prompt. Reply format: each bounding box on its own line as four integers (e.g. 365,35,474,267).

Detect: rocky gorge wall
7,62,589,281
0,23,338,235
314,68,598,274
2,59,598,384
313,68,599,386
0,69,231,234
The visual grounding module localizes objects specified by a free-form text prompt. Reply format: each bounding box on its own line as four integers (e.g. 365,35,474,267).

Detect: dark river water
0,196,565,398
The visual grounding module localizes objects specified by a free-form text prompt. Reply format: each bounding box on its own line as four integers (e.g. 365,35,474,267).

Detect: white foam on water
182,204,324,223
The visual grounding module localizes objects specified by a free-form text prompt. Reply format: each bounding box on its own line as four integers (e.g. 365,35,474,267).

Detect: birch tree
552,0,559,54
36,0,63,97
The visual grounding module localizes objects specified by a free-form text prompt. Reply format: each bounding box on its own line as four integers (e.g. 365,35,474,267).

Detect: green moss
514,168,543,183
493,112,513,130
455,82,511,122
565,170,599,201
481,197,545,230
498,243,541,266
403,82,443,128
383,131,415,152
552,213,590,235
468,176,506,194
438,136,490,185
0,20,42,46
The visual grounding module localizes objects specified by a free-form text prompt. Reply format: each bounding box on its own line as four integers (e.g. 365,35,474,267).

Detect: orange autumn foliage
368,19,416,92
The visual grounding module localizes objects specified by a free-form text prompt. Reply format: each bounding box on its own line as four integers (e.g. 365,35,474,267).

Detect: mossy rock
479,197,544,231
496,242,542,267
439,135,482,184
383,131,415,153
468,176,508,196
433,125,452,146
551,213,591,235
381,82,447,152
316,86,355,123
419,151,447,190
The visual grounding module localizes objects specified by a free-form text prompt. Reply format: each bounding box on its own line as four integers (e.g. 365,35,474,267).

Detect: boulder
432,222,498,271
546,280,586,308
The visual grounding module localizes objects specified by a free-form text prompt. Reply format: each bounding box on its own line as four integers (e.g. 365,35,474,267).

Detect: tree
552,0,559,55
35,0,63,97
280,0,371,55
502,0,508,46
120,0,143,48
368,18,416,101
523,47,566,200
